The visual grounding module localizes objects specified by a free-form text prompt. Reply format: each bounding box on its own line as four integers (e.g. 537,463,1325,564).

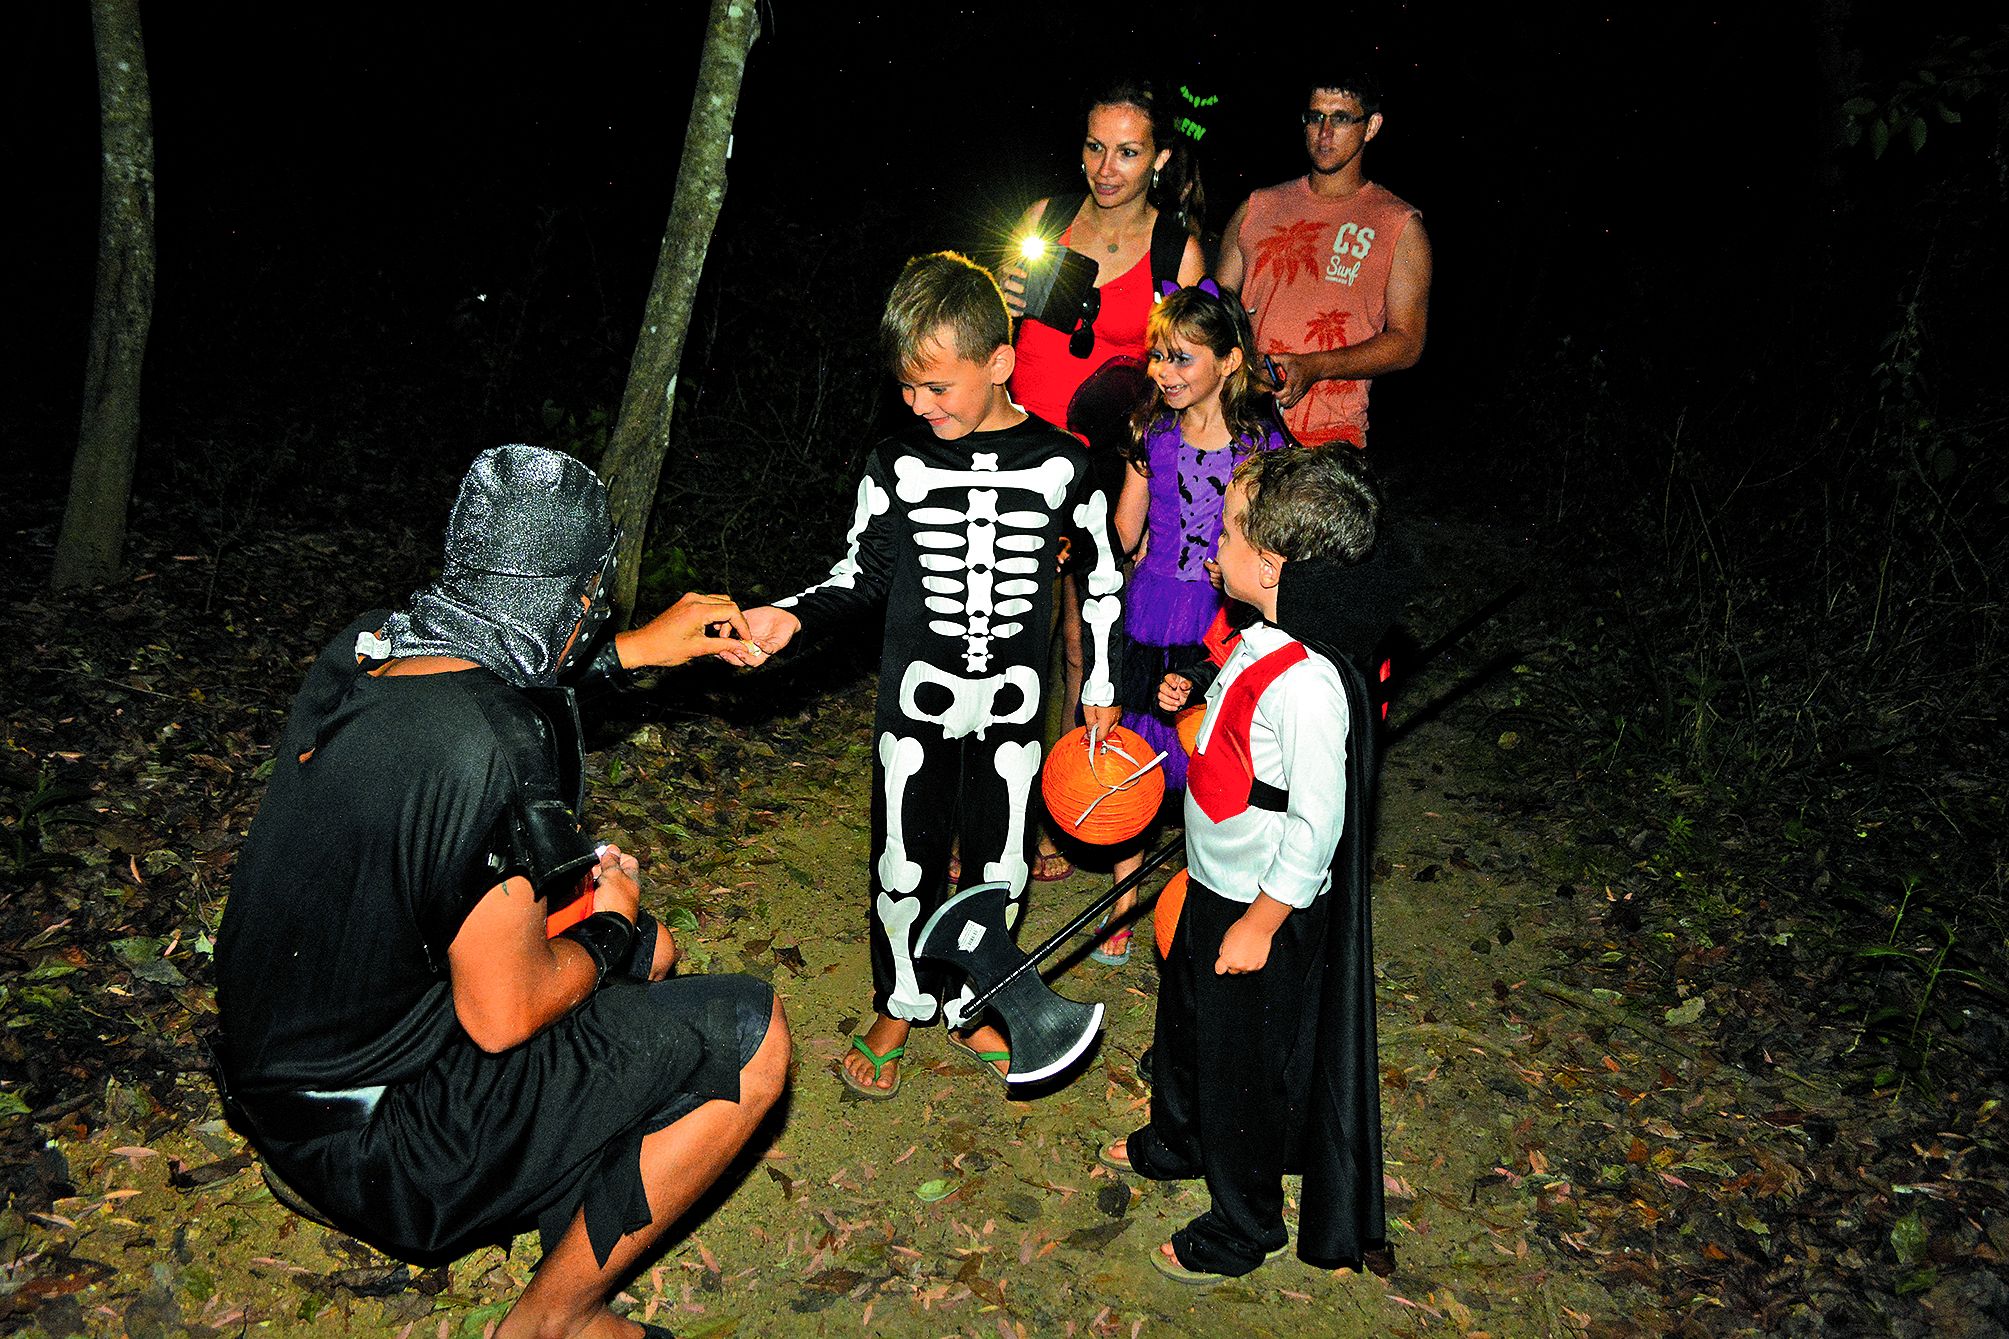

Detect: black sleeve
774,444,898,638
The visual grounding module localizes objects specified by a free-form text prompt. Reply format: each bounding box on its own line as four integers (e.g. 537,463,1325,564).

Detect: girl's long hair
1087,76,1205,237
1123,285,1270,474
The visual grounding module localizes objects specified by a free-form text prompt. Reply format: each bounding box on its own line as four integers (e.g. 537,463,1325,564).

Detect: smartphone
1263,354,1286,390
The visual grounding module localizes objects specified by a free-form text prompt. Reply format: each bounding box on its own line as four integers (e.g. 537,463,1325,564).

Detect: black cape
1275,550,1400,1271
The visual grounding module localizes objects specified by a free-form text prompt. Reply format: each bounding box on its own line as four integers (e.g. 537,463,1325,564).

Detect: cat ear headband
1157,276,1222,300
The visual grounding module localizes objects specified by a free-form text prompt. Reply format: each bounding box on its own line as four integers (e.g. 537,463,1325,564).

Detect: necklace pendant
1107,242,1120,254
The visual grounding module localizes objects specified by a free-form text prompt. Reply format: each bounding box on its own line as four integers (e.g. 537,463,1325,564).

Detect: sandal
946,1031,1011,1091
1090,922,1133,966
1098,1139,1134,1174
1148,1240,1289,1286
838,1035,903,1100
1032,849,1074,882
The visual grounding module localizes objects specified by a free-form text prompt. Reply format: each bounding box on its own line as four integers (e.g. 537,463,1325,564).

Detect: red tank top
1011,215,1154,439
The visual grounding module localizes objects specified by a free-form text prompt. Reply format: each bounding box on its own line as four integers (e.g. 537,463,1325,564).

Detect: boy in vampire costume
214,445,790,1339
1104,445,1401,1283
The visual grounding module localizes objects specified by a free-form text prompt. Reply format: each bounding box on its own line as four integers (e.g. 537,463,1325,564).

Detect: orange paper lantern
1175,706,1207,758
1041,726,1167,845
1154,868,1190,958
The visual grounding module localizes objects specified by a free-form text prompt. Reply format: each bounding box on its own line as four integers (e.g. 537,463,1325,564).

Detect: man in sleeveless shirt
1216,69,1433,449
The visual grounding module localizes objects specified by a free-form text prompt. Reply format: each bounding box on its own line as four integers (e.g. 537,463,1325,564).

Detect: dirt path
7,518,1993,1338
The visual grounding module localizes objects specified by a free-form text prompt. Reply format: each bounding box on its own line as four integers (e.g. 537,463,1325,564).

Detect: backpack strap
1149,207,1188,293
1045,193,1185,292
1043,193,1088,246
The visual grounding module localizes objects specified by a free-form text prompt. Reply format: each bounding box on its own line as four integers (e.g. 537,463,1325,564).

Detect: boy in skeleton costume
741,253,1124,1098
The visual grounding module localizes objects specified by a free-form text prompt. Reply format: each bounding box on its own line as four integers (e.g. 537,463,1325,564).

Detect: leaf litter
2,504,2002,1337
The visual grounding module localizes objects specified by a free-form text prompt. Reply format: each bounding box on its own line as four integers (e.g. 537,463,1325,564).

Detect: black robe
1276,551,1406,1271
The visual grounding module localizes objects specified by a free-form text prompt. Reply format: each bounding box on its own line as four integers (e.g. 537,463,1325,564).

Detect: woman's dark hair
1123,285,1270,472
1087,75,1206,237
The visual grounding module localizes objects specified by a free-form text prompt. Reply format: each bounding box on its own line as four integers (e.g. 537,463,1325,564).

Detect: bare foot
841,1013,909,1093
952,1021,1011,1081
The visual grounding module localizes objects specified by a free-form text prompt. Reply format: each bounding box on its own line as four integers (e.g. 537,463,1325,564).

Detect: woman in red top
1005,77,1207,444
1003,80,1207,884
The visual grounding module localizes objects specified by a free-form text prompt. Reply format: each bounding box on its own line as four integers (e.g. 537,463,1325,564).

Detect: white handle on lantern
1071,739,1170,829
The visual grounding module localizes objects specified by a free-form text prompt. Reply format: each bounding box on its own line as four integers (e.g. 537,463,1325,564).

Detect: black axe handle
960,837,1186,1020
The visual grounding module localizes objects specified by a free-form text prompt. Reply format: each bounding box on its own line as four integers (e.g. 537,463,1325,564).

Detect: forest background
2,2,2005,1335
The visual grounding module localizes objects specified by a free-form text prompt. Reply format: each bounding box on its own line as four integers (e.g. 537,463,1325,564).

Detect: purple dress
1119,413,1287,789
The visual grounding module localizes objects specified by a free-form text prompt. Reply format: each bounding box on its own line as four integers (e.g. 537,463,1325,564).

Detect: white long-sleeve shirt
1182,621,1350,909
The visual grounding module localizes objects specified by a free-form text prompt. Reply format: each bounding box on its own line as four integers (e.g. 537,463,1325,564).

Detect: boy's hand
1158,674,1193,712
1215,915,1276,975
725,606,802,667
620,592,749,668
1082,703,1121,745
1215,893,1291,975
1202,557,1223,591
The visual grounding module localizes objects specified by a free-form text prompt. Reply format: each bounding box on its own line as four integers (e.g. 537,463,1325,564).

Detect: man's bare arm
1213,200,1251,292
448,848,641,1052
615,590,749,669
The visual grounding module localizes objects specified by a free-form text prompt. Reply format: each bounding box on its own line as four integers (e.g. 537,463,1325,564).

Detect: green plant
1840,28,2007,159
2,767,90,878
1851,878,2009,1092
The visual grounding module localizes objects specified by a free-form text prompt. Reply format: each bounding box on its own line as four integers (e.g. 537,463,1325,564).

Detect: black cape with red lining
1267,547,1405,1271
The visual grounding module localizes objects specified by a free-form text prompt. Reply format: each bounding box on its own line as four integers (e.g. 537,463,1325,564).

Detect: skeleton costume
777,418,1123,1025
215,446,773,1270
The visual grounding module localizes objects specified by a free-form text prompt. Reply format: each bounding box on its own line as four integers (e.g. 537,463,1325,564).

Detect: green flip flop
946,1032,1011,1091
839,1034,904,1100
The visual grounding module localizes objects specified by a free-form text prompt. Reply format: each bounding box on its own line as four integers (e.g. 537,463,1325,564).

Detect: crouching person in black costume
214,445,790,1339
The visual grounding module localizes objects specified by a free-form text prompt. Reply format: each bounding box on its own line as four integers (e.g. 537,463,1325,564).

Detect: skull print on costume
778,418,1123,1023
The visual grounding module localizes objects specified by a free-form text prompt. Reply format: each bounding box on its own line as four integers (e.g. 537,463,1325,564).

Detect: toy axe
916,838,1185,1085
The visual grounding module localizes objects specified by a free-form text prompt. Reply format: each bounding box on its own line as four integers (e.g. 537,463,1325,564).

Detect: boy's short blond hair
880,251,1012,373
1232,445,1380,565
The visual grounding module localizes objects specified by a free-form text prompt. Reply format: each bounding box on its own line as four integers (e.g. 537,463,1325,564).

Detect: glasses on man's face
1302,109,1371,130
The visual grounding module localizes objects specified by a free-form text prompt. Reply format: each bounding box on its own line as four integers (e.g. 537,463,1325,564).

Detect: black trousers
1126,876,1329,1275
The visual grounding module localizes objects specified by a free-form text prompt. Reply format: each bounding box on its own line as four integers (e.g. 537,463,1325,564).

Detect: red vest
1188,640,1308,823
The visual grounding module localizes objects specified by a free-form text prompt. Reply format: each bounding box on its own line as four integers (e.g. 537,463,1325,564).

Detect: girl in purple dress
1095,283,1285,963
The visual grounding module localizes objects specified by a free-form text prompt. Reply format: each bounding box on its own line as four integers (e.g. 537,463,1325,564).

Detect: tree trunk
601,0,762,621
52,0,156,591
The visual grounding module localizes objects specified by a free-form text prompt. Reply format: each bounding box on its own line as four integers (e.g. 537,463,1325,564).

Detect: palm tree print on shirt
1304,309,1352,351
1249,219,1328,292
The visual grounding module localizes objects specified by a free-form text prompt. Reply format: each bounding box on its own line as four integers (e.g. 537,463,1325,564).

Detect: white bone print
875,891,934,1021
982,740,1042,900
897,662,1040,740
1079,594,1121,708
776,475,890,608
875,732,925,894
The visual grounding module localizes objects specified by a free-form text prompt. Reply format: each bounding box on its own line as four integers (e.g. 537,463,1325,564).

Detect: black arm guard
571,635,641,698
561,911,637,989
